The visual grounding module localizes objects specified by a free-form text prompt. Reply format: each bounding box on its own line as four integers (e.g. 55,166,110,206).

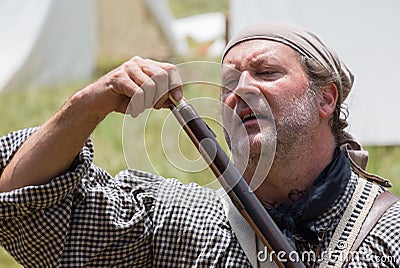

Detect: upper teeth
242,113,255,121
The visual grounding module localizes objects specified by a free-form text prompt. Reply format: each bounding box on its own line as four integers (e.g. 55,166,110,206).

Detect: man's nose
234,71,261,100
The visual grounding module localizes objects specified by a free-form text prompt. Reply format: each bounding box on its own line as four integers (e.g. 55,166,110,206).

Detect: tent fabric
0,0,96,92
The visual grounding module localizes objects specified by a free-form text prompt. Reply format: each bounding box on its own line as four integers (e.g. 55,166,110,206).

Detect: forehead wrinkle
241,45,271,70
224,40,299,73
249,51,281,69
239,41,295,70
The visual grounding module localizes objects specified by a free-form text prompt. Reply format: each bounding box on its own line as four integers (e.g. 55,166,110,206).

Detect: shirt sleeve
0,128,164,267
0,128,94,266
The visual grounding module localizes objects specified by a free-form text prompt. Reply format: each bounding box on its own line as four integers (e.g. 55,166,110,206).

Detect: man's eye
257,70,281,80
258,71,275,76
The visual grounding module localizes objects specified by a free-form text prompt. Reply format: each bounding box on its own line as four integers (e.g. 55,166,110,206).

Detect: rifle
169,96,305,268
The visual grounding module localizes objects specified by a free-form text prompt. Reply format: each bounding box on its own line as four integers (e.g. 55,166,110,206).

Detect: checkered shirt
1,128,399,267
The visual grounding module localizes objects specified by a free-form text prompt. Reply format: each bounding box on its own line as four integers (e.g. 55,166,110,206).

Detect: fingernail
173,90,182,100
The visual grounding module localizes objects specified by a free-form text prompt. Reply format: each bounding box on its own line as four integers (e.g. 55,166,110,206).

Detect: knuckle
130,56,143,62
157,69,168,77
121,61,134,72
152,71,168,83
142,78,156,89
166,64,177,71
132,88,144,100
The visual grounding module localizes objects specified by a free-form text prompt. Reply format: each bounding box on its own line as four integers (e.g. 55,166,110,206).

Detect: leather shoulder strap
351,190,400,252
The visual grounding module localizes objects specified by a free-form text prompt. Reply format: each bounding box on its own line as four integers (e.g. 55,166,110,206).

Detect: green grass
365,146,400,194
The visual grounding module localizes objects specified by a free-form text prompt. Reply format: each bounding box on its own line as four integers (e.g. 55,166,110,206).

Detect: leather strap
351,190,400,252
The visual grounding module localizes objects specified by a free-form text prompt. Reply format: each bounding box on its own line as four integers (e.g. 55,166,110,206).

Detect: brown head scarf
222,23,354,101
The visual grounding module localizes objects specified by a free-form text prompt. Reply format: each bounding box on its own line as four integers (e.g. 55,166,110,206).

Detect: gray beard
273,88,319,162
229,88,319,181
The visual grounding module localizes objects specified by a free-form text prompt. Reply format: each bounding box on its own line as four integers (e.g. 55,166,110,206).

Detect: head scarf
222,23,354,101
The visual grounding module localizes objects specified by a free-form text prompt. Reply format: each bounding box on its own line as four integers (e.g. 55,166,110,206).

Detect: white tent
0,0,184,93
229,0,400,145
0,0,96,92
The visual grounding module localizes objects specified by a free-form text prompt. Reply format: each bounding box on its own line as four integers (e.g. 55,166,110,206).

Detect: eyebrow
249,53,282,69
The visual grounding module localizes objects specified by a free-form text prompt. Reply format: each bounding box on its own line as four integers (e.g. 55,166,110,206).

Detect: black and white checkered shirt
1,128,400,267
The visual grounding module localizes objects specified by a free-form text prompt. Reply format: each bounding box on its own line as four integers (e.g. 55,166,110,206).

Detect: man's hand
0,57,182,192
85,56,183,118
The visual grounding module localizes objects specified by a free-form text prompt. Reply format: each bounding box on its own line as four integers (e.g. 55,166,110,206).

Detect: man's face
221,39,319,172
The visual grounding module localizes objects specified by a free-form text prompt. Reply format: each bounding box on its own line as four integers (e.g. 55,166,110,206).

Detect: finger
128,58,168,109
124,60,157,112
169,85,183,103
138,61,169,110
128,87,145,117
142,65,169,109
166,64,183,102
154,93,170,110
150,63,183,109
152,69,170,109
124,60,156,95
125,57,182,110
140,75,158,110
114,75,142,98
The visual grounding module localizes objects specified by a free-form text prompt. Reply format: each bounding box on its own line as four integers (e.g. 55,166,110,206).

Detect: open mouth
241,113,270,128
235,108,271,127
242,113,258,123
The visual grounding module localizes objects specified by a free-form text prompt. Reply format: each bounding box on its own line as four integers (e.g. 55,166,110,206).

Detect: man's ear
319,82,338,119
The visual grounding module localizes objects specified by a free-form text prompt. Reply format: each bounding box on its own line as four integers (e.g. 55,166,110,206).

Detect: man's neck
252,138,335,207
